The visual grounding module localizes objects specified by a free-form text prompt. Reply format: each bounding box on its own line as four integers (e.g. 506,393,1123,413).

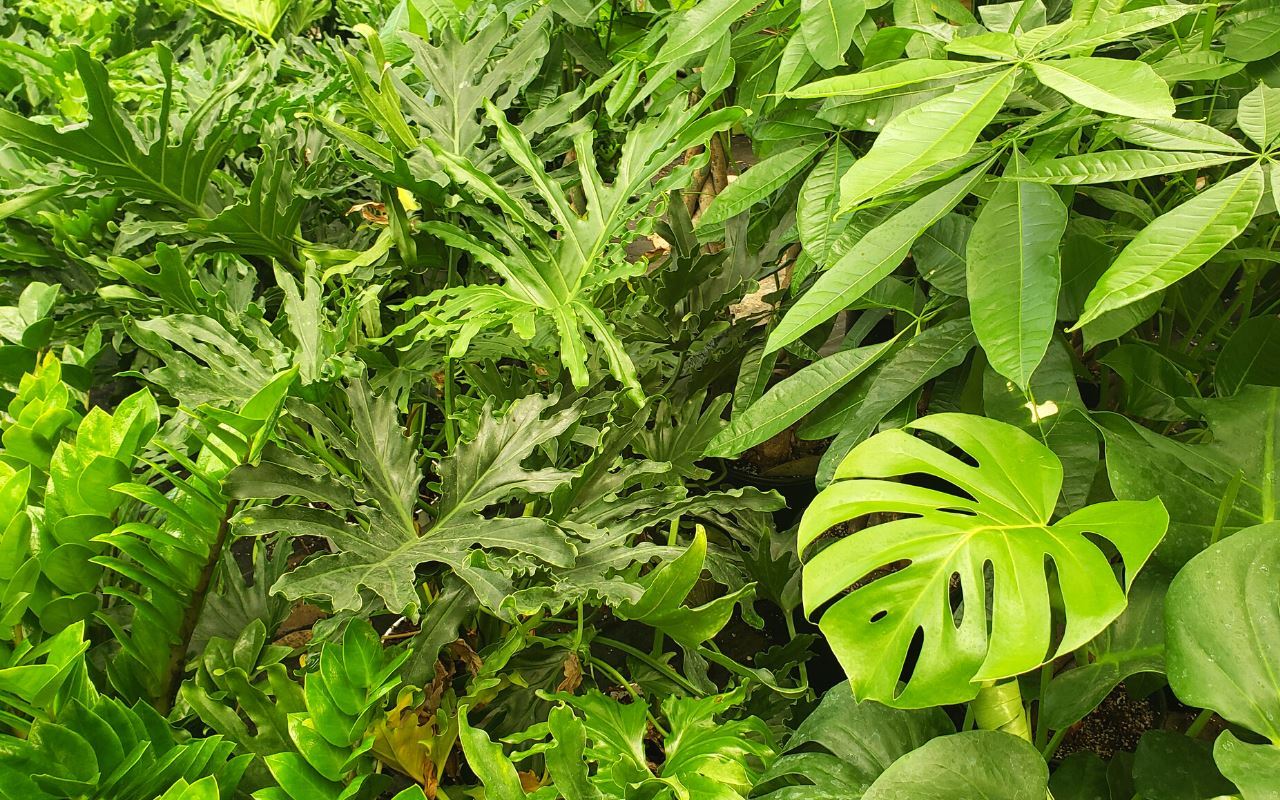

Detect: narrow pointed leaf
837,70,1014,210
967,175,1068,388
788,59,999,98
698,141,824,228
771,165,987,352
801,0,865,69
1075,165,1264,327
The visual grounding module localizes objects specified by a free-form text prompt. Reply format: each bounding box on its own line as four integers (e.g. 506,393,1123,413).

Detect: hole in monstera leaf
870,609,887,623
948,571,965,629
894,626,926,696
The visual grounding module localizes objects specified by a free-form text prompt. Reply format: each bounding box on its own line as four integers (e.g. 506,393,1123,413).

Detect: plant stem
973,679,1033,741
783,612,812,701
595,635,704,696
1186,707,1215,738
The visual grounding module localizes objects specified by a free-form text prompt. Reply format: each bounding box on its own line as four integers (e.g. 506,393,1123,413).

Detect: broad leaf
799,413,1167,706
788,60,1000,99
862,731,1048,800
801,0,865,69
1238,84,1280,149
1030,57,1174,118
1166,523,1280,743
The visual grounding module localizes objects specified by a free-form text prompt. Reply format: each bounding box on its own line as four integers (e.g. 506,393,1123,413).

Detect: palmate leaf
799,414,1167,707
388,98,742,401
0,47,249,218
232,388,580,618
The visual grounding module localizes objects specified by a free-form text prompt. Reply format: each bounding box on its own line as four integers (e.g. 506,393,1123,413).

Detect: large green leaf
770,166,987,352
0,47,246,217
1075,164,1264,327
861,731,1048,800
1132,731,1236,800
1166,523,1280,743
967,166,1067,388
798,142,855,265
1218,316,1280,394
1224,15,1280,63
1108,118,1250,153
1030,57,1174,118
1040,566,1168,730
1214,731,1280,800
191,0,290,38
799,413,1167,706
1237,84,1280,149
837,70,1013,210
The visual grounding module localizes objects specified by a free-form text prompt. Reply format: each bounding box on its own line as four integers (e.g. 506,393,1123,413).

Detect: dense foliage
1,0,1278,797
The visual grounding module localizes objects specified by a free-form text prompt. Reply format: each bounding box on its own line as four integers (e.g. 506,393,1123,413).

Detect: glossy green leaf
771,165,987,352
1166,523,1280,743
1041,566,1168,730
1031,58,1175,118
1033,5,1200,56
967,167,1067,388
1238,84,1280,149
862,731,1048,799
837,70,1014,210
1109,118,1250,153
1224,15,1280,63
800,413,1168,706
1016,150,1248,185
756,682,954,798
801,0,865,69
654,0,761,66
1214,731,1280,800
1100,388,1280,568
1133,731,1236,800
798,142,854,264
1075,164,1264,327
788,59,1000,98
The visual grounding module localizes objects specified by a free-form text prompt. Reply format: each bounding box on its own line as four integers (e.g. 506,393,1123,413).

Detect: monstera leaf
798,414,1168,707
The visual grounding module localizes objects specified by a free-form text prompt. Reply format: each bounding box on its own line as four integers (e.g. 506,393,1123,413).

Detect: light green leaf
862,731,1048,799
1013,151,1248,185
1238,84,1280,149
800,414,1167,706
698,141,823,228
1075,164,1264,327
654,0,761,66
771,164,988,352
1224,14,1280,63
967,167,1067,388
1030,57,1174,118
787,59,1000,99
705,338,896,457
1167,523,1280,743
801,0,865,69
946,32,1019,60
459,708,528,800
1033,5,1200,56
1109,118,1251,153
837,70,1014,210
798,142,854,264
1214,731,1280,800
191,0,290,38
